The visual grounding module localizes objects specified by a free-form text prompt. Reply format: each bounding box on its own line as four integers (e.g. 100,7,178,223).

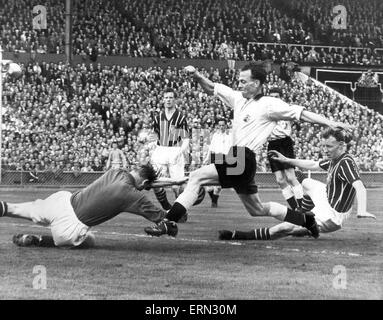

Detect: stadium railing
0,171,382,188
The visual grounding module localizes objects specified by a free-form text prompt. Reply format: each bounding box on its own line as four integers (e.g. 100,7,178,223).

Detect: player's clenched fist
184,65,196,74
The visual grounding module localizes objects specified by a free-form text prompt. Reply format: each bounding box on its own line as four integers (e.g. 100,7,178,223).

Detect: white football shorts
28,191,91,247
151,146,185,179
302,178,351,233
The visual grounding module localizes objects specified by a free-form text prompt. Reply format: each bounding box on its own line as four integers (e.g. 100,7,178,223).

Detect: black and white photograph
0,0,382,305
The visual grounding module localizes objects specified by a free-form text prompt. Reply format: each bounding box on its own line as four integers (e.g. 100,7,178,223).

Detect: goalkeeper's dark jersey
71,169,165,226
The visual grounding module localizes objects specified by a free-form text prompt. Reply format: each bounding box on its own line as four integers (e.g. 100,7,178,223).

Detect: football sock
193,187,206,206
254,228,271,240
208,190,218,204
165,202,187,222
286,196,297,210
154,188,172,211
292,184,304,208
233,228,270,240
302,195,315,212
283,208,305,226
281,187,296,209
38,235,56,247
0,201,8,217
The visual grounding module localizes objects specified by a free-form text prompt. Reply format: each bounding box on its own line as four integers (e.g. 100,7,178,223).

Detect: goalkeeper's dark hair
322,128,353,145
137,164,158,183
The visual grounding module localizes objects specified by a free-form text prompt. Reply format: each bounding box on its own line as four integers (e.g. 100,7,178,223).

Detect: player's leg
268,139,299,209
274,170,297,210
153,164,172,210
207,186,220,207
72,232,96,249
212,186,221,207
218,222,310,240
153,186,172,211
169,151,185,199
151,147,173,210
144,164,220,236
166,164,220,222
0,201,35,221
285,168,303,208
237,192,319,238
166,162,220,220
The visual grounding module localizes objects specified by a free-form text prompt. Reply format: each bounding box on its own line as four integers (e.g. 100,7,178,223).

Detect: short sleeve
266,97,304,121
214,83,243,109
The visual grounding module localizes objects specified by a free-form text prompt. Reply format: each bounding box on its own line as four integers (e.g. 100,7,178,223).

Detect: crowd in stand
1,0,383,65
2,61,383,176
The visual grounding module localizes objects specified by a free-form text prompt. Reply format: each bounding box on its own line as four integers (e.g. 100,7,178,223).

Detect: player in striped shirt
151,88,190,214
218,128,376,241
145,63,352,238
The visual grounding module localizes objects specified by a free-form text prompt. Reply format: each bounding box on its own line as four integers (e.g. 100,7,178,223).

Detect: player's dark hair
269,87,282,96
164,87,176,98
138,163,157,183
322,128,352,144
241,63,267,84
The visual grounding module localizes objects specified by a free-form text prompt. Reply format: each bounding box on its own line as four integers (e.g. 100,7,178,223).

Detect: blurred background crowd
1,0,382,178
2,61,383,175
1,0,382,65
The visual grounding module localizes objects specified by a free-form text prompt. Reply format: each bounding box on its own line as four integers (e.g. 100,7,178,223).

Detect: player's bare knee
275,176,288,188
286,176,299,186
247,203,265,216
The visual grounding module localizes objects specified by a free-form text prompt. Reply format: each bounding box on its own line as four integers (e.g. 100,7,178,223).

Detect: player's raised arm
268,150,321,171
299,109,354,132
184,66,215,95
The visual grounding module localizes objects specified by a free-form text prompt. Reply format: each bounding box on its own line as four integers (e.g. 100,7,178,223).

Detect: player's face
163,92,175,109
217,121,226,133
238,70,261,99
322,136,344,160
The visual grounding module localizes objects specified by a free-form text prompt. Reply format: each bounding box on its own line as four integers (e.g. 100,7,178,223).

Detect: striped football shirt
153,110,188,147
319,153,360,213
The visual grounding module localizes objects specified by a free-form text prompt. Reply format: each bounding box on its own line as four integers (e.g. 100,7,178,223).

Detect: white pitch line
1,222,362,257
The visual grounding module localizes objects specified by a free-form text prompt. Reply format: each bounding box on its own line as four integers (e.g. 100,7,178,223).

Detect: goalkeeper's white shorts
28,191,91,247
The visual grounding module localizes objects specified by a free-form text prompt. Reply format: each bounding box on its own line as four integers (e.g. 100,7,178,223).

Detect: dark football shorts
267,136,295,172
213,146,257,194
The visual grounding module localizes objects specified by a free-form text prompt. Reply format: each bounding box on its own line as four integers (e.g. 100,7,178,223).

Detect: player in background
145,63,352,238
203,119,232,207
151,88,190,218
267,87,303,210
106,141,127,170
218,128,376,241
3,165,170,248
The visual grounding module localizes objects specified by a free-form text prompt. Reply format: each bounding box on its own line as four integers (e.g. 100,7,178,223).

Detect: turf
0,187,382,300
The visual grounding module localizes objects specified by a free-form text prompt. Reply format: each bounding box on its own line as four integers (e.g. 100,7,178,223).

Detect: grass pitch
0,187,382,300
